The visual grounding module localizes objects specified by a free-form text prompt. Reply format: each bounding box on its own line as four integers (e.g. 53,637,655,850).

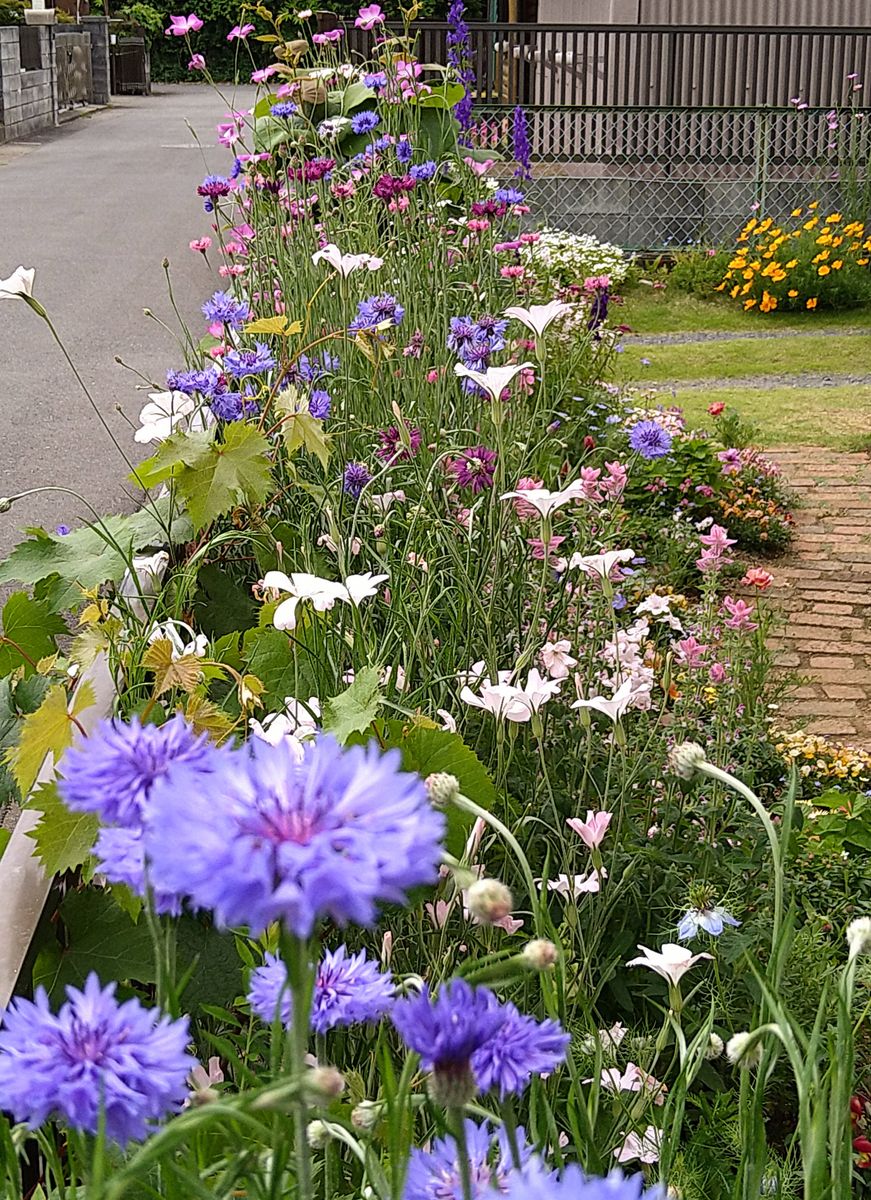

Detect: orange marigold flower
788,289,799,298
807,297,818,309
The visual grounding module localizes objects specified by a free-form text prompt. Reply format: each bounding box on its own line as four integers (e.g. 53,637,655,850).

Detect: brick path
766,446,871,747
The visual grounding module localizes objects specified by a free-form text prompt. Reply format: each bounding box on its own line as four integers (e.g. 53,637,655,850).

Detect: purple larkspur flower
446,0,474,132
348,293,405,334
249,945,394,1033
500,1164,662,1200
308,389,332,419
452,445,497,493
403,1119,539,1200
58,714,214,829
202,290,250,329
343,461,372,497
271,101,298,119
0,974,193,1146
224,341,275,379
144,735,444,936
351,110,380,135
471,1000,569,1098
512,105,532,181
410,160,437,181
628,420,673,460
376,422,422,462
392,979,505,1074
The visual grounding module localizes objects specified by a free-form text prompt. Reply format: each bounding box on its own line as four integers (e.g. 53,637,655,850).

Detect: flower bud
307,1120,330,1149
306,1066,345,1100
668,741,707,781
428,1062,477,1109
351,1099,381,1132
0,497,12,513
704,1033,725,1060
426,772,460,807
522,938,559,971
726,1030,762,1069
466,878,513,925
847,917,871,959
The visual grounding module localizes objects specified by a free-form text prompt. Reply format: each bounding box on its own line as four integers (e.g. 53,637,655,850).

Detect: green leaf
242,627,297,709
6,680,95,796
26,781,99,875
176,424,273,531
0,591,68,676
244,315,302,337
176,916,246,1011
274,389,331,470
34,888,157,997
193,563,258,638
322,668,383,745
0,675,50,805
341,80,375,114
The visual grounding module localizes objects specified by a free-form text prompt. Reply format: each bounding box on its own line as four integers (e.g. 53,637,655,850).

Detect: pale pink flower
526,535,566,564
540,639,576,680
600,460,627,499
381,930,394,966
251,65,277,83
626,943,712,986
463,157,494,176
493,914,524,934
566,810,612,850
572,676,634,723
511,476,545,519
569,547,635,580
614,1126,662,1165
227,22,254,39
546,869,607,897
699,524,736,554
722,595,758,632
355,3,385,29
189,236,211,253
425,899,452,929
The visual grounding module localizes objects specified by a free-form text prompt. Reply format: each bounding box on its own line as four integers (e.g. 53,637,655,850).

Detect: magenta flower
251,65,277,83
376,422,422,463
355,3,384,27
722,596,758,632
165,12,203,35
674,636,708,668
452,445,497,493
566,810,612,850
187,53,206,69
227,22,255,39
313,28,344,43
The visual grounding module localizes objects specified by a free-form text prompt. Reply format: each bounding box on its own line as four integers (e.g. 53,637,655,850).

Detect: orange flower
744,298,757,310
760,290,778,313
826,212,842,223
788,289,799,298
832,259,844,269
807,297,818,309
818,265,831,276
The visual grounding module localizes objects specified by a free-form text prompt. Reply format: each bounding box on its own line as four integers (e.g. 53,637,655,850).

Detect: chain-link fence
470,105,869,249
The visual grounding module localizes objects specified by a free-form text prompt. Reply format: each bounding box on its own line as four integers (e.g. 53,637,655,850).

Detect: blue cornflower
369,134,392,154
229,156,244,180
460,340,493,372
93,826,182,916
351,110,380,135
473,313,508,352
196,174,231,212
395,137,413,164
612,593,627,611
677,906,740,941
223,341,276,379
0,974,193,1146
471,1000,569,1099
210,392,246,421
628,419,673,459
403,1119,539,1200
144,735,444,936
500,1164,662,1200
166,367,223,396
201,290,250,329
249,945,394,1033
308,388,332,419
446,315,477,355
59,714,214,829
343,460,372,497
512,104,532,181
410,160,437,181
363,71,386,89
392,979,505,1075
292,350,339,383
348,293,405,334
271,101,298,119
494,186,524,205
56,523,70,536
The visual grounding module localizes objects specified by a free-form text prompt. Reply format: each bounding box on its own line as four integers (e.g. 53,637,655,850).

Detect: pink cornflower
355,3,385,28
452,445,497,493
566,810,612,850
188,53,206,69
227,22,254,39
165,12,203,35
674,636,708,668
189,236,211,253
332,181,356,200
425,368,441,384
375,422,422,463
511,476,545,519
467,218,491,233
519,231,540,244
500,265,525,279
722,596,758,632
494,239,522,252
251,65,277,83
218,264,245,278
584,274,611,291
741,567,774,591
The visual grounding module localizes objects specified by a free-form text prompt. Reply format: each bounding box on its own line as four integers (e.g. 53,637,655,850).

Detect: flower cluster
520,229,628,288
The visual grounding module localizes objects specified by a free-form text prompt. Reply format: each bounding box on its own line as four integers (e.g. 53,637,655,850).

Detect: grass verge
620,289,871,336
618,332,871,384
672,385,871,449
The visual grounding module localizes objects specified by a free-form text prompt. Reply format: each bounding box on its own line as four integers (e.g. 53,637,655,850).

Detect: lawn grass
618,332,871,384
673,385,871,449
620,288,871,336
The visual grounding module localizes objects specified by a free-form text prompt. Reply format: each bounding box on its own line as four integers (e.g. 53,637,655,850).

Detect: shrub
717,204,871,313
667,247,732,296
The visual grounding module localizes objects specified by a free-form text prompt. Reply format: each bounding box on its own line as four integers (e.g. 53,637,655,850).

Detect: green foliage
5,680,95,798
321,667,383,744
666,248,733,296
0,673,50,805
26,782,99,876
0,591,68,677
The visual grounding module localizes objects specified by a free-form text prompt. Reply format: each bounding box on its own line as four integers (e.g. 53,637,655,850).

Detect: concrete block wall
0,25,57,143
69,16,108,104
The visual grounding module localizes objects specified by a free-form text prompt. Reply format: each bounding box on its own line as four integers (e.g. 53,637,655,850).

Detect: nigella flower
452,445,497,493
351,110,380,135
223,341,276,378
248,945,394,1033
376,422,422,462
349,293,405,334
628,420,673,459
471,1001,569,1098
197,174,231,212
201,290,250,329
678,906,741,941
410,160,437,181
270,101,298,119
343,461,372,497
512,104,532,181
144,735,445,936
0,974,193,1146
308,388,332,419
494,186,524,205
210,391,246,422
392,978,505,1105
59,714,214,828
403,1119,538,1200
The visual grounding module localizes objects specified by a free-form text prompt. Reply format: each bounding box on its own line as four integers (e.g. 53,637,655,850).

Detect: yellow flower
788,289,799,298
804,218,819,230
728,257,747,269
807,297,818,309
809,200,820,209
826,212,842,223
791,207,803,217
832,259,844,269
818,265,831,276
760,290,778,313
785,259,798,268
771,270,787,282
859,257,870,266
744,298,757,309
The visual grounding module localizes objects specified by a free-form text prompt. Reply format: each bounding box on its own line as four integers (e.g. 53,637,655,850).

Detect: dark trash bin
110,34,151,95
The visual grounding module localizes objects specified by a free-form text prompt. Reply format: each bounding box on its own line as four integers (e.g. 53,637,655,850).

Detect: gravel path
647,371,871,391
631,327,871,346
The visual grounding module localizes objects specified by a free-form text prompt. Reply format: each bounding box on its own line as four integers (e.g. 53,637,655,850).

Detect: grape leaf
322,668,383,745
0,592,68,677
6,680,96,796
142,638,203,696
242,627,297,709
274,389,331,470
26,781,99,875
175,424,273,530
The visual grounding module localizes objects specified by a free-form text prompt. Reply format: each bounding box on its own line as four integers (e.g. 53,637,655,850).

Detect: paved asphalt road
0,84,256,559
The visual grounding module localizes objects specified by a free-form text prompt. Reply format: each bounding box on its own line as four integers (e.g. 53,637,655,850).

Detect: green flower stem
448,1106,474,1200
454,792,543,937
281,930,316,1200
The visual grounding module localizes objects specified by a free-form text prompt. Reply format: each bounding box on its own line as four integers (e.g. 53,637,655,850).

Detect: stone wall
0,25,57,143
67,16,108,104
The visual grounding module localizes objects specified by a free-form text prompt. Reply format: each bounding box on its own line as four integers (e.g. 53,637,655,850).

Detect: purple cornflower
59,714,214,829
0,975,193,1146
494,186,524,205
292,350,339,383
410,160,437,181
628,420,673,459
271,101,298,119
144,735,445,936
348,293,405,334
343,460,372,497
249,946,395,1033
201,290,250,329
403,1119,538,1200
452,444,497,493
512,105,532,181
471,1001,569,1098
351,110,381,135
392,979,504,1087
210,392,246,421
223,341,276,379
587,285,610,333
197,174,231,212
364,71,386,89
395,137,413,164
402,330,425,358
290,157,335,183
500,1165,662,1200
446,315,478,355
166,366,223,396
376,422,422,462
472,313,507,352
308,389,332,419
93,826,182,916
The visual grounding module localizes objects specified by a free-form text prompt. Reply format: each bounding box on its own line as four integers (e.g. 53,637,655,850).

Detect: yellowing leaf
7,681,96,796
142,639,202,697
274,388,331,470
244,315,302,336
183,693,235,740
